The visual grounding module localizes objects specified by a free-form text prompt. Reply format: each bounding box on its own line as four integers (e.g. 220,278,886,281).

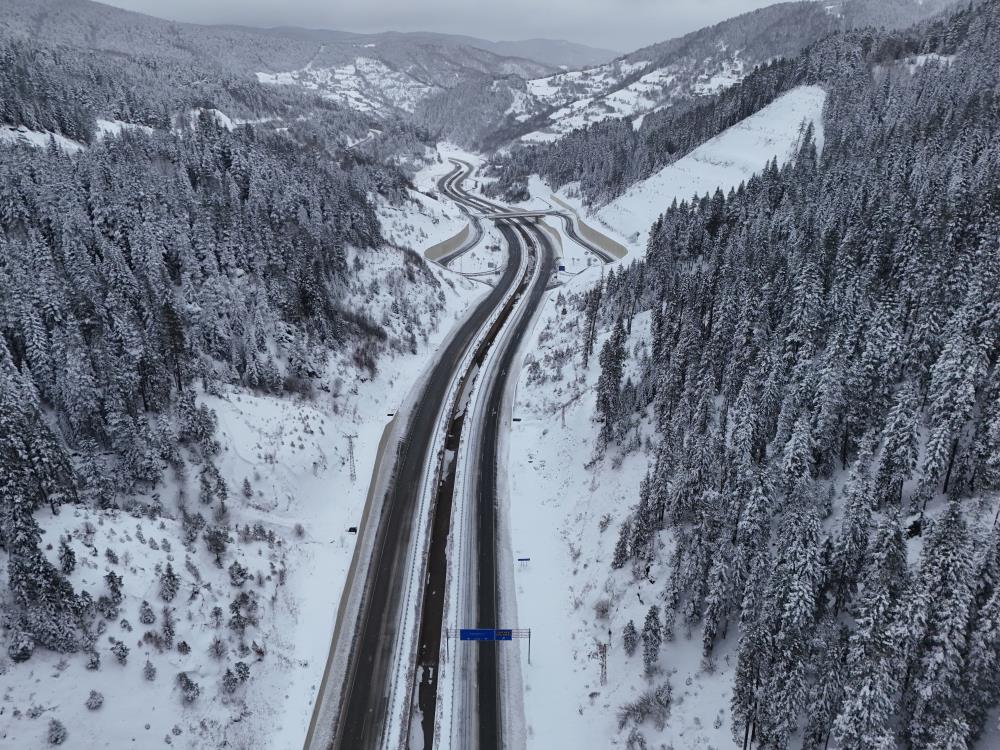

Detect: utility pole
344,433,358,482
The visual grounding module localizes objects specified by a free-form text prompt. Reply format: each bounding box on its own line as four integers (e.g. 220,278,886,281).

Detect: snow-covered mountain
255,36,554,116
416,0,967,148
0,0,558,119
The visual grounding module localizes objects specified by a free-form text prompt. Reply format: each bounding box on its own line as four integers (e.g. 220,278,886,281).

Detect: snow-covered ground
0,198,486,749
95,119,155,140
379,153,469,254
0,124,83,153
553,85,827,255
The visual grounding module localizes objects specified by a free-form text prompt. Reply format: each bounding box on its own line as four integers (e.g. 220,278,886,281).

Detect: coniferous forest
586,2,1000,746
0,31,436,669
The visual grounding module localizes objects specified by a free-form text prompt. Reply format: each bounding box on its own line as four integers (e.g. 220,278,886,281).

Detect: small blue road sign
460,628,514,641
460,628,495,641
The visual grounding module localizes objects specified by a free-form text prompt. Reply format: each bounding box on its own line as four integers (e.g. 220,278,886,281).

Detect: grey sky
99,0,783,52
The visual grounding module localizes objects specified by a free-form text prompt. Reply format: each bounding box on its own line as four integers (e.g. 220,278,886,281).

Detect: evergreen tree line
591,2,1000,746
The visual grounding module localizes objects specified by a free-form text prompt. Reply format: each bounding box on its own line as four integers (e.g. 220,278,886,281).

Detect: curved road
321,164,530,750
308,157,559,750
433,161,557,750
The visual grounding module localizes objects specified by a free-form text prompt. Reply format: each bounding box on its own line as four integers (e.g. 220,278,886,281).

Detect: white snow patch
95,119,155,140
0,124,83,153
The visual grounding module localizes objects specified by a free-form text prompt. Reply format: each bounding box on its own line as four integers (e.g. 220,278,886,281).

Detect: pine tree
623,620,639,657
833,516,908,748
641,605,662,676
159,563,179,602
903,502,975,747
612,519,631,569
58,539,75,575
596,317,627,447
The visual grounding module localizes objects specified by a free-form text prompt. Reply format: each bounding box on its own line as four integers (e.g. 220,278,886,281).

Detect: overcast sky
99,0,782,52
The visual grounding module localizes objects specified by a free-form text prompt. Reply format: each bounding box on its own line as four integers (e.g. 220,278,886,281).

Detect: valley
1,1,999,749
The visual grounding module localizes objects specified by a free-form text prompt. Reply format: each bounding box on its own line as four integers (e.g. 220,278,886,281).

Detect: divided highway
305,155,610,750
306,158,556,750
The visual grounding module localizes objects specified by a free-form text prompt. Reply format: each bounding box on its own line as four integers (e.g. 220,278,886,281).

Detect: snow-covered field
0,180,486,749
555,85,827,255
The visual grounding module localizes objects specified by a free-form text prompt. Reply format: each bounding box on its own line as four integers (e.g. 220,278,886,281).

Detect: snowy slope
590,85,826,252
520,56,748,143
0,124,83,153
258,58,436,115
0,215,485,750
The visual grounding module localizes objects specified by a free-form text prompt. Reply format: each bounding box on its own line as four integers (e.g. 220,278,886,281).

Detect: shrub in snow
139,600,156,625
86,650,100,670
85,690,104,710
96,595,118,620
144,659,157,681
593,598,611,620
235,661,250,682
47,719,67,745
222,668,239,694
242,478,253,499
625,727,647,750
617,682,672,732
209,637,227,660
110,639,129,665
7,629,34,662
228,560,249,588
177,641,190,655
177,672,201,704
105,548,119,565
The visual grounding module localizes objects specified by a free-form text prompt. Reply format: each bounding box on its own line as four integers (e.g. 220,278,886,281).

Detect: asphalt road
433,161,557,750
473,219,555,750
329,163,526,750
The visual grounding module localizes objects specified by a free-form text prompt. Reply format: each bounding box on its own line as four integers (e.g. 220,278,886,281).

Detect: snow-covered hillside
502,82,828,750
520,55,749,143
0,226,485,750
258,58,437,115
556,85,827,254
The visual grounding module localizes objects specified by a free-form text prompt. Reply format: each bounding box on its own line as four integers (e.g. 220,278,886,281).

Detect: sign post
454,627,531,664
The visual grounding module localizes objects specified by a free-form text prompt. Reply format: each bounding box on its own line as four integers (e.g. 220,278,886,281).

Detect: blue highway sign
460,628,496,641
